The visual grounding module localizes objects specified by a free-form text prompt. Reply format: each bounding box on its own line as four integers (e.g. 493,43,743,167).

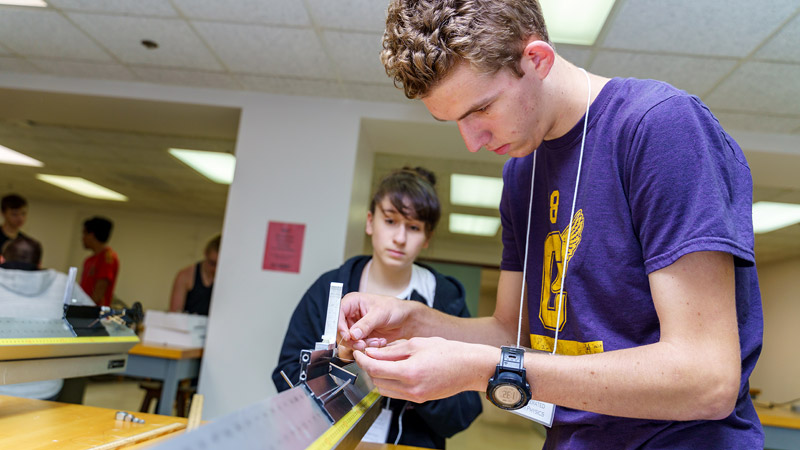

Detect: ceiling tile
0,9,112,61
555,44,592,68
746,151,800,190
193,22,331,77
236,74,346,98
324,31,386,83
341,82,412,104
68,13,223,70
0,56,42,74
166,137,235,153
752,186,792,202
601,0,799,57
772,190,800,204
2,123,85,142
29,59,137,81
307,0,387,32
172,0,310,26
705,62,800,116
757,13,800,63
47,0,178,16
714,111,800,134
131,67,241,90
590,50,738,96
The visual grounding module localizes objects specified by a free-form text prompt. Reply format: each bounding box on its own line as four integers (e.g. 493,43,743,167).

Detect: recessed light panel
540,0,616,46
0,144,44,167
36,174,128,201
450,174,504,209
752,201,800,234
169,148,236,185
449,213,501,237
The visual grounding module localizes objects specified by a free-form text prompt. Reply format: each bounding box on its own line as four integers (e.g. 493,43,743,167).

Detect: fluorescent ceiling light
752,201,800,234
0,0,48,6
451,174,503,209
169,148,236,184
540,0,616,46
0,144,44,167
36,174,128,201
449,213,501,237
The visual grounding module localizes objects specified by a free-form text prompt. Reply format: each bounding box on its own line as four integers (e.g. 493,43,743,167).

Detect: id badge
361,407,393,443
510,399,555,427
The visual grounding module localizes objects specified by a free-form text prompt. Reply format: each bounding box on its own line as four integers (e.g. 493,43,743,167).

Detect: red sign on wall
262,221,305,273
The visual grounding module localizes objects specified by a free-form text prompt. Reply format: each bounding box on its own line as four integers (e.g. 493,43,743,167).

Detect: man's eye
385,219,395,224
477,104,489,113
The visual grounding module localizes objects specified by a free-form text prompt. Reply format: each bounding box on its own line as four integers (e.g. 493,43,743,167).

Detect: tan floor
447,398,546,449
83,379,546,449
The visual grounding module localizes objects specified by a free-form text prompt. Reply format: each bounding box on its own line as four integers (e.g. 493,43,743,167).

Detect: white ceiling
0,0,799,264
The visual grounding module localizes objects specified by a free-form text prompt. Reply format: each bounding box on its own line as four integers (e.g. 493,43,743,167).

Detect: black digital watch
486,346,532,410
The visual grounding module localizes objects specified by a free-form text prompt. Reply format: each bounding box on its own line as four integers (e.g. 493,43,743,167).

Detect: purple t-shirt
500,78,763,448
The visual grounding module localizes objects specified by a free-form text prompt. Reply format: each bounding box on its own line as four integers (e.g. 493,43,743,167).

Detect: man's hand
353,337,498,403
338,292,422,351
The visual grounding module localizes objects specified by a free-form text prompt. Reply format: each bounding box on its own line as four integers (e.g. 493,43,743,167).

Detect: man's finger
371,381,415,403
353,350,403,381
365,337,387,348
364,343,411,362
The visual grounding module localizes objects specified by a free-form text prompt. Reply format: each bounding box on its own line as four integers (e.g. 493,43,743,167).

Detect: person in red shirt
80,216,119,307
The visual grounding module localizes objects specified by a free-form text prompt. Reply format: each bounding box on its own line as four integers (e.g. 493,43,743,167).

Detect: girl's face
366,196,430,269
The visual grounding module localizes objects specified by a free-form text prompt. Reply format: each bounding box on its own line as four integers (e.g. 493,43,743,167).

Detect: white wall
22,199,222,313
750,256,800,403
343,124,376,259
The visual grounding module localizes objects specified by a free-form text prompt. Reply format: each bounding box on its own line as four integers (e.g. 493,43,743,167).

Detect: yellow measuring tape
0,336,140,346
306,389,381,450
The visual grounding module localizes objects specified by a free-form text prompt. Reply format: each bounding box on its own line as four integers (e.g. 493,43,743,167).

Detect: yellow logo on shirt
530,191,602,355
538,191,584,332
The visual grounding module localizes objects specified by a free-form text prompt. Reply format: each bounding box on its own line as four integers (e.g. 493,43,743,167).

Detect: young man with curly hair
339,1,763,448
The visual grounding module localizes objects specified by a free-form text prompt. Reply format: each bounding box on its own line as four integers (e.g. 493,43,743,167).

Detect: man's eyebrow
429,96,496,122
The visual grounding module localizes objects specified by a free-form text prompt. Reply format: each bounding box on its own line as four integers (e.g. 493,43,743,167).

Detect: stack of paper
142,311,207,348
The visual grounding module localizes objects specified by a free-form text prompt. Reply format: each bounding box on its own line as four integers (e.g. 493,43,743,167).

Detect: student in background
80,216,119,307
169,234,220,315
0,235,95,400
273,167,481,449
0,194,29,251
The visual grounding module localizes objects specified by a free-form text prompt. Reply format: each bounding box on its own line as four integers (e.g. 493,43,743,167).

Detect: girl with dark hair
272,167,481,449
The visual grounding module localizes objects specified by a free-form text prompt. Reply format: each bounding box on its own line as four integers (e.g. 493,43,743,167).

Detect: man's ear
520,39,555,80
365,211,374,236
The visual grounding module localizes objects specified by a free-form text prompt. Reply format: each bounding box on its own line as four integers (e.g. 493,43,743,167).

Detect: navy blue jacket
272,256,482,449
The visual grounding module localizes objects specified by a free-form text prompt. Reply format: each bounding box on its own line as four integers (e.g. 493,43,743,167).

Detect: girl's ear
365,210,374,235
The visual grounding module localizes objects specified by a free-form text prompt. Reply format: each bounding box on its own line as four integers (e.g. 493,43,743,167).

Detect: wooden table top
128,343,203,360
756,405,800,430
0,395,187,449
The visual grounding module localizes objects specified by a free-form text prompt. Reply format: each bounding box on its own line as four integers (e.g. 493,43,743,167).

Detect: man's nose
458,120,490,153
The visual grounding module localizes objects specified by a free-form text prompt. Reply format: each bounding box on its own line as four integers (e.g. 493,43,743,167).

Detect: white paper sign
510,399,555,427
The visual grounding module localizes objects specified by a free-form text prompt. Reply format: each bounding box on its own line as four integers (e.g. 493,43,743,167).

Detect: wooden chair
138,379,196,417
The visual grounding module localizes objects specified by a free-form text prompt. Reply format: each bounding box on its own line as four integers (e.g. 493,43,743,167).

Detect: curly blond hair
381,0,550,99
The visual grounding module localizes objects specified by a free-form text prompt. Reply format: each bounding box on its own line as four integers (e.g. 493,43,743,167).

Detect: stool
138,379,196,417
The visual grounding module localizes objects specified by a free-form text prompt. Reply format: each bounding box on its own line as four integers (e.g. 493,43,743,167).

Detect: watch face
494,384,523,407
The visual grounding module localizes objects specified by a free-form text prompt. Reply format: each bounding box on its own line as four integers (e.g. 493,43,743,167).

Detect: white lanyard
516,68,592,355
